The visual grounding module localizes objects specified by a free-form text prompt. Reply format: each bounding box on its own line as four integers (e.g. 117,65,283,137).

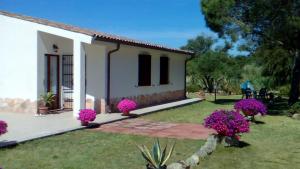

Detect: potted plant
78,109,97,126
204,109,250,147
234,99,267,121
0,120,8,136
117,99,137,116
39,92,55,115
137,139,175,169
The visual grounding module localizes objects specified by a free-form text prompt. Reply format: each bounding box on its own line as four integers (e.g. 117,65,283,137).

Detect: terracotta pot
39,106,49,115
122,111,130,116
81,121,89,126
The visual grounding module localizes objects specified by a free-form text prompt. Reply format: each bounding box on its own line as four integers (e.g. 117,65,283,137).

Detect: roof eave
93,34,194,56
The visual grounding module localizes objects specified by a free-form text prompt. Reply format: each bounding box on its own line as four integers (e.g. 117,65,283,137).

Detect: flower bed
234,99,267,117
117,99,137,115
0,120,8,135
78,109,97,126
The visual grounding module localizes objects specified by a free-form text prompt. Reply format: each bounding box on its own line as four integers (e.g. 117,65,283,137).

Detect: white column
73,40,86,117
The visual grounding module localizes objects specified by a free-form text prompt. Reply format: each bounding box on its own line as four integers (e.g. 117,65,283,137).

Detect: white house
0,11,193,117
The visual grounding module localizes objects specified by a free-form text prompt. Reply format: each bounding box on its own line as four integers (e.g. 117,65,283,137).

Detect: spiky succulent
137,139,175,169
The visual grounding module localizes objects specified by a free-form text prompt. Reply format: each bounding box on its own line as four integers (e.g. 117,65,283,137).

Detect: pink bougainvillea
234,99,267,116
204,110,250,137
78,109,97,123
117,99,137,113
0,120,8,135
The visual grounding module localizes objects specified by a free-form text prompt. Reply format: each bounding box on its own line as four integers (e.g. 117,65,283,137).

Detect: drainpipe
184,53,195,98
107,43,120,110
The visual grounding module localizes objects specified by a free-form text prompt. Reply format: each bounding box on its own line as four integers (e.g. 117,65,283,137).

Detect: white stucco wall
0,14,92,113
85,44,107,101
110,45,188,98
0,15,38,101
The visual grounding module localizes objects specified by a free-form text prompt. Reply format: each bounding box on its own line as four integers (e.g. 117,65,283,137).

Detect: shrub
234,99,267,117
186,84,201,93
78,109,97,123
288,102,300,115
204,110,250,137
117,99,137,113
277,85,290,97
0,120,8,135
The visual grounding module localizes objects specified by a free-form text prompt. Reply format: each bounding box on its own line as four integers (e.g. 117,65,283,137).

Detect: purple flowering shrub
117,99,137,113
204,110,250,137
0,120,8,135
78,109,97,123
234,99,267,116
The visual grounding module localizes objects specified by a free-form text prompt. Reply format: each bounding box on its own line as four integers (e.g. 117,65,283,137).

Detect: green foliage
254,46,292,86
40,92,55,106
288,102,300,115
241,64,270,90
277,85,291,97
181,36,214,55
186,83,201,93
201,0,300,102
137,139,175,169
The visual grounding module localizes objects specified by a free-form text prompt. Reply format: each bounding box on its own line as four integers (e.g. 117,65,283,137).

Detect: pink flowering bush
0,120,8,135
117,99,137,114
234,99,267,117
78,109,97,124
204,110,250,138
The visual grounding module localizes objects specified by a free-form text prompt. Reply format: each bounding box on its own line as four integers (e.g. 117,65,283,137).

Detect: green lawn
1,95,300,169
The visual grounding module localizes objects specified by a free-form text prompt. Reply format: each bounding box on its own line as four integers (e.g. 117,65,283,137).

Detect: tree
201,0,300,104
181,36,215,55
182,35,246,94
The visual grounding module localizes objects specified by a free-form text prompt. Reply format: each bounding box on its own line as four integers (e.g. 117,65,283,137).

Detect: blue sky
0,0,218,49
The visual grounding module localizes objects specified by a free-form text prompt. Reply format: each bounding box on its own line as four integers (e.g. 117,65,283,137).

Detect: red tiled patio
92,118,215,140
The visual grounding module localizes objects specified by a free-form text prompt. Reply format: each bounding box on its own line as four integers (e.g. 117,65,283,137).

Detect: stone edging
167,134,221,169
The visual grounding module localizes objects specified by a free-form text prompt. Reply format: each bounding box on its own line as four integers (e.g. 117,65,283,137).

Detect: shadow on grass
0,141,18,148
252,120,265,125
237,141,251,148
267,98,290,116
209,99,241,105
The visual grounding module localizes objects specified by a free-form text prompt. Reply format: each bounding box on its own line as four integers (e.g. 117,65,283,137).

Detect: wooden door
46,54,60,110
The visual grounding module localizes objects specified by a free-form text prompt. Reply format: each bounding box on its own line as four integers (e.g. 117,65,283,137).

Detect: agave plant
137,139,175,169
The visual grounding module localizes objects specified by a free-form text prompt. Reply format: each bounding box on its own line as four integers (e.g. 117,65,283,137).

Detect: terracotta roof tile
0,10,193,55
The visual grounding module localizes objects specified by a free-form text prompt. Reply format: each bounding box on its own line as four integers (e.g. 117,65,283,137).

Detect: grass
142,95,241,123
1,95,300,169
0,132,204,169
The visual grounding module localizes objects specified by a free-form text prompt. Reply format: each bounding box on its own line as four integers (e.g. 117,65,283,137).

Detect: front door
46,54,60,110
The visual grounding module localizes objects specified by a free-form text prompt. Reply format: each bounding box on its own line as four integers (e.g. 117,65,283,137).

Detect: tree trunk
289,50,300,105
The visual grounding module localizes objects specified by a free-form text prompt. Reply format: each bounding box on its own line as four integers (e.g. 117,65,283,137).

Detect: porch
37,31,107,116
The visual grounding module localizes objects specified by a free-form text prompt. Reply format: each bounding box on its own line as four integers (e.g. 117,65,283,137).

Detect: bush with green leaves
186,84,201,93
288,102,300,115
137,139,175,169
40,92,55,107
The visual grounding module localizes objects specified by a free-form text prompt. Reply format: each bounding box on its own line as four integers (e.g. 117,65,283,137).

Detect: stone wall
0,98,37,114
109,90,185,112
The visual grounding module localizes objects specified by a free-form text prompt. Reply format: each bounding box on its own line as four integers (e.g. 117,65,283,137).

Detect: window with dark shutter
160,56,169,85
138,54,151,86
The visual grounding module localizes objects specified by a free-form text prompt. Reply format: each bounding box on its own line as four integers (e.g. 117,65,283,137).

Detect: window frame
138,54,152,86
159,56,170,85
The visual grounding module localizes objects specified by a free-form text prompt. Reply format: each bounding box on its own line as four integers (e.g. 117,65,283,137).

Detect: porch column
73,40,86,117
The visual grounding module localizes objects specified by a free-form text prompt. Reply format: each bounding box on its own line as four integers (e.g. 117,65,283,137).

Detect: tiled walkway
93,119,215,140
